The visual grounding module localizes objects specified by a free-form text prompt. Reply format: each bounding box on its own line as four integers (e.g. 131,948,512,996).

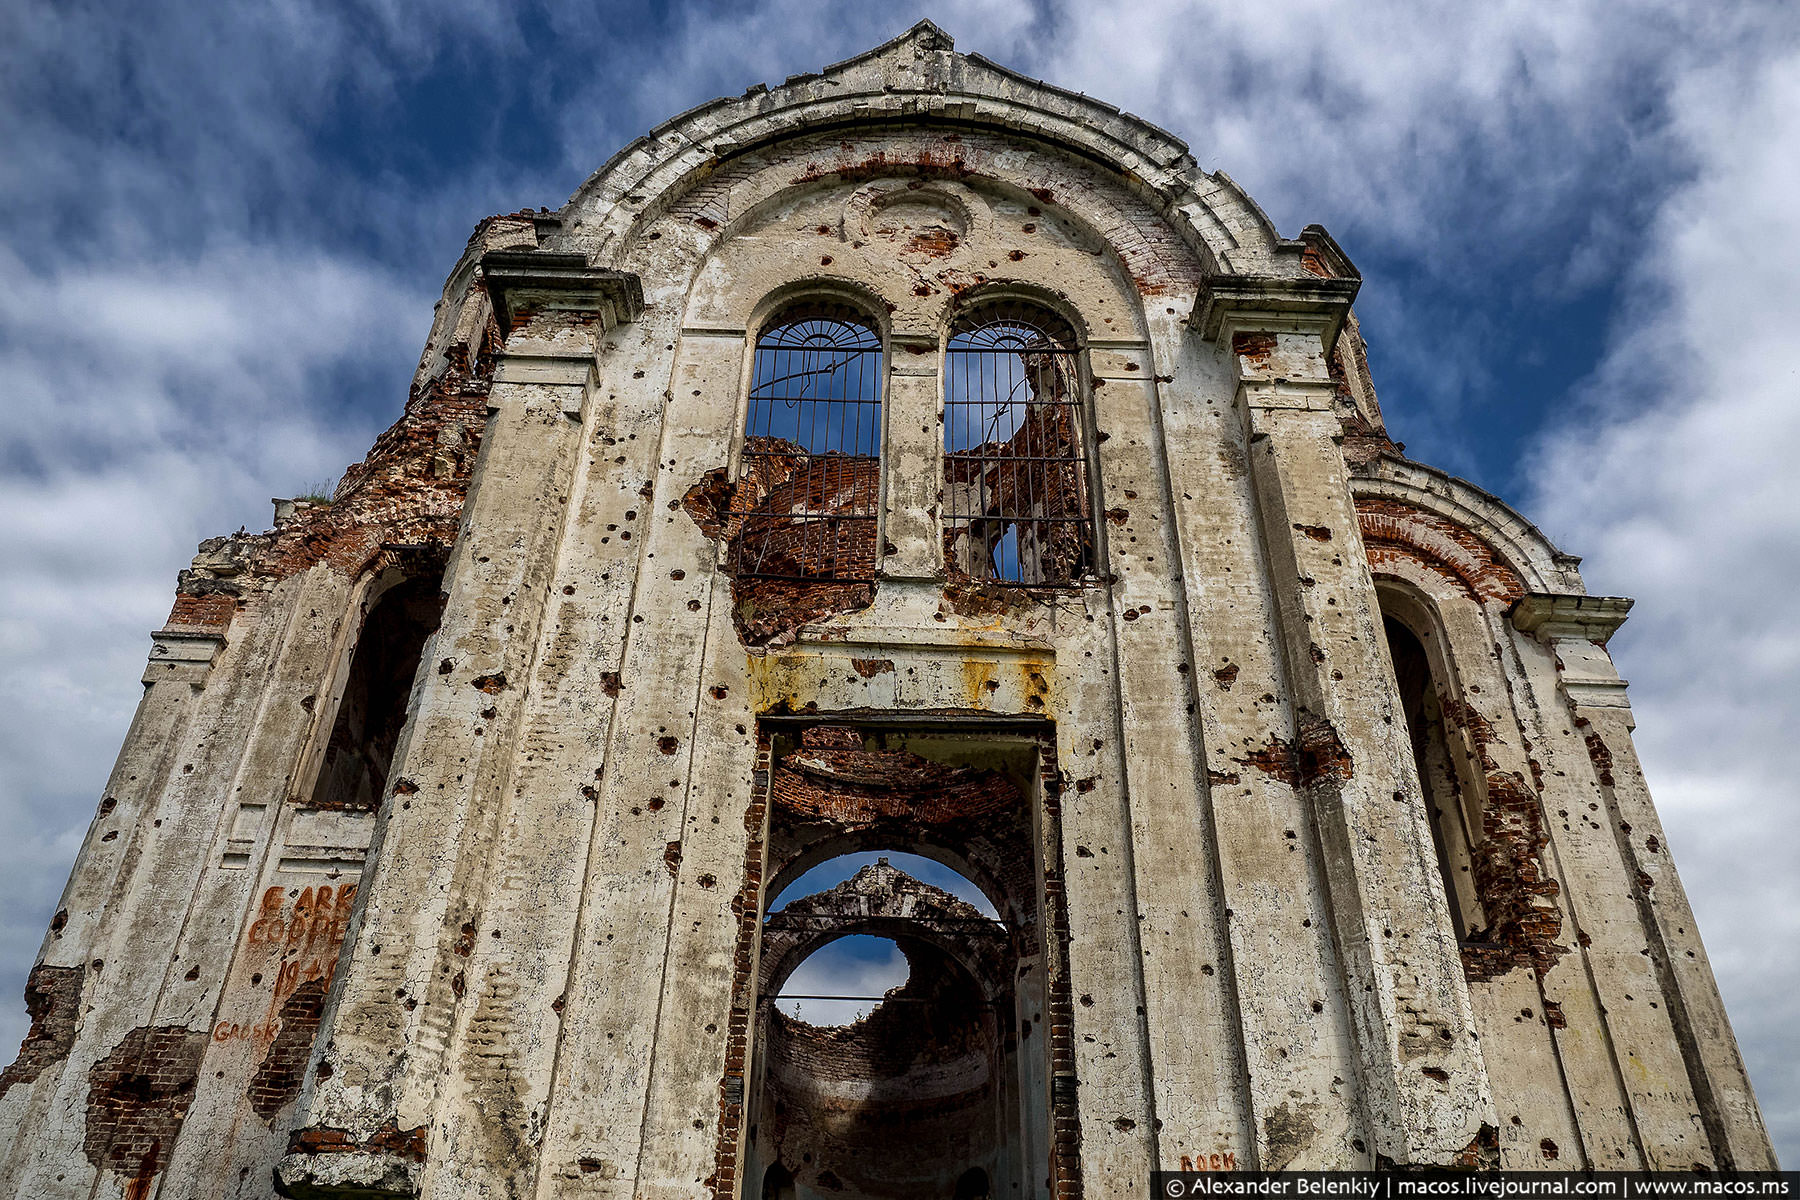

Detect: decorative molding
1190,272,1361,346
143,627,226,685
479,250,643,337
1510,592,1633,644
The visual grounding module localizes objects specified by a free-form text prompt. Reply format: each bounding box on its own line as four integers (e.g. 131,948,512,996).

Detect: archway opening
739,722,1064,1199
770,852,1000,918
304,576,443,812
1383,614,1483,940
754,900,1010,1199
774,934,911,1024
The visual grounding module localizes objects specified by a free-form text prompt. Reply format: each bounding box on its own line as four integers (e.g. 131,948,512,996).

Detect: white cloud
777,936,911,1025
1527,45,1800,1158
0,243,429,1043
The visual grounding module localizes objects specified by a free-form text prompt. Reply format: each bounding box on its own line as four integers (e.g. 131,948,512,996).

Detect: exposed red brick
83,1026,210,1188
0,964,84,1096
681,445,879,646
1450,1124,1500,1170
1462,772,1567,982
248,978,327,1121
1581,725,1617,788
1232,715,1353,789
164,315,493,631
1358,497,1525,603
1232,332,1276,365
287,1119,428,1162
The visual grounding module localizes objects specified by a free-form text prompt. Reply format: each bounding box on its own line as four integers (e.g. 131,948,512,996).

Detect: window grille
942,307,1093,585
731,308,883,582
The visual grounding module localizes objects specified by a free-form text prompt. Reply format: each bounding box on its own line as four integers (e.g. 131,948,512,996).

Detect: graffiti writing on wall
213,883,357,1047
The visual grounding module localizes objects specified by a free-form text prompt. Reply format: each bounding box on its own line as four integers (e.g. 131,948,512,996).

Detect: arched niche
298,566,446,815
1375,578,1486,941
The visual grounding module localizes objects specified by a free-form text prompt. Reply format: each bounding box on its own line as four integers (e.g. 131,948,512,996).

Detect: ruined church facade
0,23,1776,1199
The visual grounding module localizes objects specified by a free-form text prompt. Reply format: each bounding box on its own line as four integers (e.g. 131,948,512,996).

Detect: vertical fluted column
276,255,640,1199
1512,595,1777,1169
1198,274,1493,1164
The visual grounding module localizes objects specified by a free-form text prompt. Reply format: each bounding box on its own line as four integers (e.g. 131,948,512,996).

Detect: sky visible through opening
771,853,997,1025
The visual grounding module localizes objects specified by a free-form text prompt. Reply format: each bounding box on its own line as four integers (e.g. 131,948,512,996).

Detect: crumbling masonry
0,22,1776,1199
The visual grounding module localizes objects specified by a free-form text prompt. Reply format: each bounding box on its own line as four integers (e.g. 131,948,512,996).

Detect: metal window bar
943,316,1093,585
731,314,883,582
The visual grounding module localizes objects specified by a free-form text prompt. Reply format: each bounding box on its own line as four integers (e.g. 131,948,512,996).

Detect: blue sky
3,0,1797,1163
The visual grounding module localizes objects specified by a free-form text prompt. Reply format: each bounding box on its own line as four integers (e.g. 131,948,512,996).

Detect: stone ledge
480,250,643,337
1190,270,1361,345
1509,592,1633,644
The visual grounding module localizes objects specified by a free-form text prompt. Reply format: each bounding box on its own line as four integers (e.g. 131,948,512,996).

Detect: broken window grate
943,308,1094,585
731,308,883,582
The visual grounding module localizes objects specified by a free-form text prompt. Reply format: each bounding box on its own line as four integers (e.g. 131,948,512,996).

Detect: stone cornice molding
1190,271,1362,348
1510,592,1634,645
479,250,644,339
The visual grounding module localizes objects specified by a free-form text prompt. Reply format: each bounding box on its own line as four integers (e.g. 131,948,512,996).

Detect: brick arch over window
1359,499,1526,603
1353,458,1584,598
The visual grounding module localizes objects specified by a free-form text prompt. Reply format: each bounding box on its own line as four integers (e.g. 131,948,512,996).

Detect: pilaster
1208,276,1493,1164
276,253,641,1199
1511,594,1777,1169
879,329,945,581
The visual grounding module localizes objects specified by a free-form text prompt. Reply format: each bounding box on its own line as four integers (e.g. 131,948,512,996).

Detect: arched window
731,305,883,582
943,305,1093,585
305,575,444,812
1383,614,1484,941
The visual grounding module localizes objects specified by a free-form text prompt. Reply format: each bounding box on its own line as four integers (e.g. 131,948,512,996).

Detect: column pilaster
1203,273,1494,1164
276,253,641,1199
1511,595,1777,1169
879,329,945,582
